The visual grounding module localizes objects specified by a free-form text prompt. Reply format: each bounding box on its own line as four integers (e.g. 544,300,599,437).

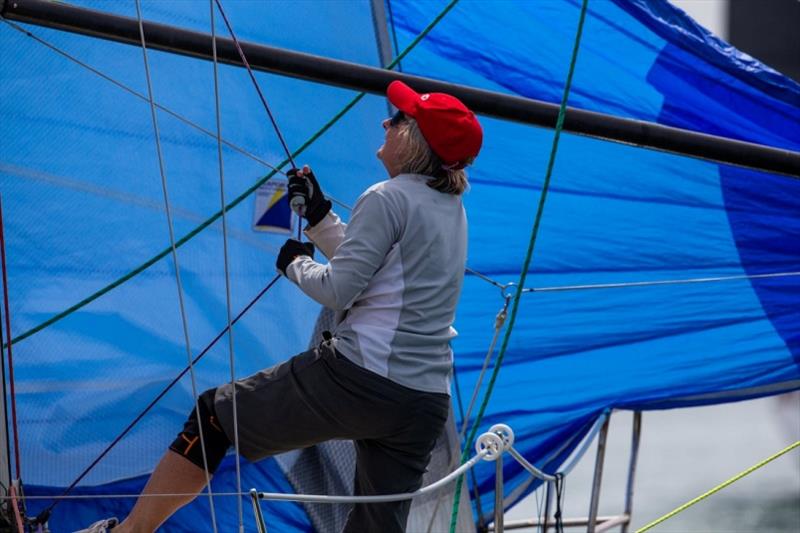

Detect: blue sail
1,0,798,530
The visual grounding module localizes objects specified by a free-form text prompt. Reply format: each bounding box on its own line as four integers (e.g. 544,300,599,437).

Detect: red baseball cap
387,80,482,169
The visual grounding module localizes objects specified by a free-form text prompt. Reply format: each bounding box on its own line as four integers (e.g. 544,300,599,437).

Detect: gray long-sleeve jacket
286,173,467,394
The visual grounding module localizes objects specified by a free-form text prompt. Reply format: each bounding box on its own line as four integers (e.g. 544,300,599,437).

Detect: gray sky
672,0,728,39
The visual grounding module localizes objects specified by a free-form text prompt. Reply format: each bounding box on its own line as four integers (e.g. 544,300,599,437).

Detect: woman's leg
113,388,230,533
114,450,210,533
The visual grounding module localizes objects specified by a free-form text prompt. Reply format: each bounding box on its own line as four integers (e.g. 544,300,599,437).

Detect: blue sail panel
389,0,800,522
1,0,798,530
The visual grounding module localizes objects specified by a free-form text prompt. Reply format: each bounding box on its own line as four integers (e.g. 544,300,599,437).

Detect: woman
80,80,482,533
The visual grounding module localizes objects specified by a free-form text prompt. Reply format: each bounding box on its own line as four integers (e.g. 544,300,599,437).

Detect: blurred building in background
729,0,799,82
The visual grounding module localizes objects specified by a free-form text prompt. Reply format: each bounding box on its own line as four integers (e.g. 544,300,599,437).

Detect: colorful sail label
253,179,293,233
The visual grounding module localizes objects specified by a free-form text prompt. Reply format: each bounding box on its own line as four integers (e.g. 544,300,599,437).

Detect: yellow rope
636,440,800,533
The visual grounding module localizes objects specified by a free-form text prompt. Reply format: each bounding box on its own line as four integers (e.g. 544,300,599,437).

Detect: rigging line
425,298,508,533
133,1,218,530
6,493,251,501
3,141,288,352
11,440,490,505
449,0,590,530
210,0,304,241
38,274,281,518
465,266,506,289
0,18,352,231
0,194,21,481
212,0,296,171
283,195,513,297
0,19,278,173
3,0,459,350
301,193,509,293
15,443,485,504
429,365,486,533
238,174,797,297
523,270,800,293
256,448,489,503
209,3,244,531
456,301,507,527
636,440,800,533
502,408,606,508
457,298,510,443
385,0,402,72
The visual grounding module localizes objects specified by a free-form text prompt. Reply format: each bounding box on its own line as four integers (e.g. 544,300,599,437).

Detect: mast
2,0,798,177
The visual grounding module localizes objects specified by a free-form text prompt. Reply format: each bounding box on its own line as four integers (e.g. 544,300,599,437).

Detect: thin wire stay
209,2,244,530
133,2,218,530
38,275,281,521
212,0,296,171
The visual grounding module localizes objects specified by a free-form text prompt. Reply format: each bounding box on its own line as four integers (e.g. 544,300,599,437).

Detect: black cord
38,275,281,518
554,473,565,533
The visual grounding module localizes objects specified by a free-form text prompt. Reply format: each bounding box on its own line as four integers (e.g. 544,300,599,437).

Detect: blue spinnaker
1,0,798,529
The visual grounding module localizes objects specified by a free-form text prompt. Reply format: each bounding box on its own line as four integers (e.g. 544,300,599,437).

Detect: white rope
10,433,488,503
458,295,511,440
208,3,244,531
20,425,593,530
13,445,490,504
133,3,218,530
508,448,557,483
14,454,477,502
258,448,490,504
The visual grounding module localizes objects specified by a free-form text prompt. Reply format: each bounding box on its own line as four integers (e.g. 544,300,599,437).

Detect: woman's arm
304,211,346,260
286,189,400,310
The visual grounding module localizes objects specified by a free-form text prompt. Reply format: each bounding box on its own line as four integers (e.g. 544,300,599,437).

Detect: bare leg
113,450,211,533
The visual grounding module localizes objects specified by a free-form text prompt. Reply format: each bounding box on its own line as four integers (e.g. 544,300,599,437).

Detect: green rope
4,0,460,350
448,1,590,530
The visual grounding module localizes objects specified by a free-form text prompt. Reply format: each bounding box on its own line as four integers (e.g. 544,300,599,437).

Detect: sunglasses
388,111,406,128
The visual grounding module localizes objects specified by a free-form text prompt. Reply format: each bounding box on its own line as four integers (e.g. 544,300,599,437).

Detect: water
504,394,800,532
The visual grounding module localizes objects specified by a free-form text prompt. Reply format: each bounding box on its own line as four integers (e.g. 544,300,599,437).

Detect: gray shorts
214,343,450,532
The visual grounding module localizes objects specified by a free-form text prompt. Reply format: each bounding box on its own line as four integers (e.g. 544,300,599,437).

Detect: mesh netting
271,307,475,533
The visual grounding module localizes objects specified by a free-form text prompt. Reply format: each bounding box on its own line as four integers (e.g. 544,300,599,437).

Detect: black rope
553,473,566,533
213,0,308,242
542,480,552,533
212,0,296,171
35,274,282,523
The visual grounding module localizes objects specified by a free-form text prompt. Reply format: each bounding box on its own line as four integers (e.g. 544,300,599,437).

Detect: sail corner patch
253,179,293,233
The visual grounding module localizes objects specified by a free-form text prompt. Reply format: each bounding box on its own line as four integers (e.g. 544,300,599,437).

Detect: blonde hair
395,118,470,195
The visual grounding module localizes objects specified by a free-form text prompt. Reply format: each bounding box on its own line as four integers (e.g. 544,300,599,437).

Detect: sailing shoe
73,517,119,532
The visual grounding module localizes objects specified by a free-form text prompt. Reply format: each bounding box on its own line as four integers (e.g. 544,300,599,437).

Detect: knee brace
169,388,231,473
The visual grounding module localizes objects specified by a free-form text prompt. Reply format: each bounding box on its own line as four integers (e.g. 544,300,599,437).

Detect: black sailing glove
287,166,332,227
276,239,315,277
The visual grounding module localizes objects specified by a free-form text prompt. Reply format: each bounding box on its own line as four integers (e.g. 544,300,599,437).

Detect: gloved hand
287,165,332,227
277,239,315,276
